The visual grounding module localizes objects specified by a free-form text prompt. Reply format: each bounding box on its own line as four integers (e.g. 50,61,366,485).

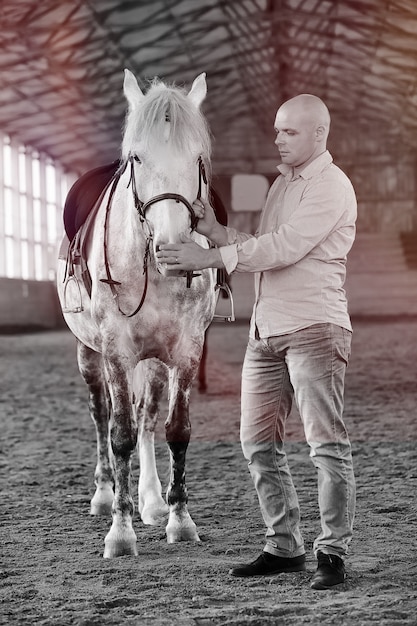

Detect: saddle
59,161,123,312
64,161,121,242
59,161,232,317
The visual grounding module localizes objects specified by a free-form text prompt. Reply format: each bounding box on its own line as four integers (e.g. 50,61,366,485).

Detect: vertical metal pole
10,136,21,278
54,164,65,276
25,147,36,280
39,153,48,280
0,132,5,276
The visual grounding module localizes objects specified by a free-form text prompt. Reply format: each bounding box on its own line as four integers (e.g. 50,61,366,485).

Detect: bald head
279,94,330,137
274,94,331,170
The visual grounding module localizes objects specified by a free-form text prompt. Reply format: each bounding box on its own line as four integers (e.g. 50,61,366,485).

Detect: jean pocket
340,327,352,364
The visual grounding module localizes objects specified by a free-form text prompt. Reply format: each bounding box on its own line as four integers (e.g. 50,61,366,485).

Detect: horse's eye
133,155,141,163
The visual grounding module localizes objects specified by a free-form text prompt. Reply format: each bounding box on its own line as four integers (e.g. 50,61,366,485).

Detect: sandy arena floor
1,318,417,625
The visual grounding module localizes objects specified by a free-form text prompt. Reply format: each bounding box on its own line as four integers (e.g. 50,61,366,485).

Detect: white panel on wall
231,174,269,212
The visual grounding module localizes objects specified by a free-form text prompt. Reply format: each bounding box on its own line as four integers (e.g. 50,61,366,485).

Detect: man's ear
315,124,328,140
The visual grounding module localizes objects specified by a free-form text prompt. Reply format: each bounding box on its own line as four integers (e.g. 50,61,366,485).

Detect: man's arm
155,197,254,272
226,179,355,273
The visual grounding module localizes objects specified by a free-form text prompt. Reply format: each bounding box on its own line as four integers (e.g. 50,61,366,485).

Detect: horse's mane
122,78,212,180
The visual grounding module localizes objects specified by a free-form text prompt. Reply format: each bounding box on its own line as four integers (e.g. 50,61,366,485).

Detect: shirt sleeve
218,227,255,274
220,178,353,273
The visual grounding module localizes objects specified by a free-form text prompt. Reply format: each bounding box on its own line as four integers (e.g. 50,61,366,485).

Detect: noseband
100,154,208,317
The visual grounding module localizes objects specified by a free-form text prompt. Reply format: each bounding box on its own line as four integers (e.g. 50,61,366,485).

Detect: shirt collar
277,150,333,181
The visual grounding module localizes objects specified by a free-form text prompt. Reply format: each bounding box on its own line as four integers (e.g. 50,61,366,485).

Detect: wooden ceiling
1,0,417,176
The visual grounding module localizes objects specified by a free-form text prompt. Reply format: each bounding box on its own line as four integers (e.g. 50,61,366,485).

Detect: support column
10,136,21,278
39,153,48,280
0,133,5,276
25,147,36,280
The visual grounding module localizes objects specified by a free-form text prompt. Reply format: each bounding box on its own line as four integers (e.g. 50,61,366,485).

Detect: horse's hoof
140,504,168,526
103,540,138,558
90,501,113,516
103,525,137,558
166,507,200,543
166,520,200,543
90,488,114,516
166,528,201,543
103,537,138,558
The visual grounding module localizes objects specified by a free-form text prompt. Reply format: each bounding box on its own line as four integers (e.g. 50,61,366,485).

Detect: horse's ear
188,73,207,109
123,69,144,108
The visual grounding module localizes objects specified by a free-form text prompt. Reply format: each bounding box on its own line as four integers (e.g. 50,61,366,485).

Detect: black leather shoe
230,552,306,577
310,551,346,589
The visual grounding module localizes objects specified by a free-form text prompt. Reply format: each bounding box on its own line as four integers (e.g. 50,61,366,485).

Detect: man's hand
192,198,229,246
155,233,223,271
192,198,217,238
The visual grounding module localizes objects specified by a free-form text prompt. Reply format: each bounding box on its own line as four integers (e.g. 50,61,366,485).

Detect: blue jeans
240,323,355,559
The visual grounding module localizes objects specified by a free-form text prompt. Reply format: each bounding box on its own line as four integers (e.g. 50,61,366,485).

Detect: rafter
1,0,417,175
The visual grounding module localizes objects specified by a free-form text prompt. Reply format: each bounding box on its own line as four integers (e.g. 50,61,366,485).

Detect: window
0,132,76,280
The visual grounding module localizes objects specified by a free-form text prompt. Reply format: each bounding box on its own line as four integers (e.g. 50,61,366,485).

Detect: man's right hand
192,198,228,246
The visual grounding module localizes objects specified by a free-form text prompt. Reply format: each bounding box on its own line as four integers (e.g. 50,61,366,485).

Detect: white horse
57,69,217,558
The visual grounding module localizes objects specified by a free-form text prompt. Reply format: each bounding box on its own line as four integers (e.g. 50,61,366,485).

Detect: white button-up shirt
219,151,357,338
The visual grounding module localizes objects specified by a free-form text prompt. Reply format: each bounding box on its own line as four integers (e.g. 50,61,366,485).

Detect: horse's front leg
102,356,138,558
134,360,169,525
77,342,114,516
165,366,200,543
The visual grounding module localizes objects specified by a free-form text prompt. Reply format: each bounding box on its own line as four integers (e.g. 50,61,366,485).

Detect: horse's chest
122,303,205,361
95,275,213,362
125,327,191,367
147,304,202,338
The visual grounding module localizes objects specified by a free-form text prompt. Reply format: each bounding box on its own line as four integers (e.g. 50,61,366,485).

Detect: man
156,94,357,590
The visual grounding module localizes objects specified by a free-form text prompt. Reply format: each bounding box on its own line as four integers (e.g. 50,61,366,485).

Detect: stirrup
62,275,84,313
212,282,235,323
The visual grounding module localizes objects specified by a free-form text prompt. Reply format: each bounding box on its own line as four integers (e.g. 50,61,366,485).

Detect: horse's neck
96,173,149,275
115,173,147,243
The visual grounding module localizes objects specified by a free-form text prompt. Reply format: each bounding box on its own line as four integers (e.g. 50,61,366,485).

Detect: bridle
100,154,208,317
128,154,206,232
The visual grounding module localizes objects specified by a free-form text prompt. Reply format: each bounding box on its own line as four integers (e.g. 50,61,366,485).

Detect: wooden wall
347,159,416,233
216,151,417,235
0,277,64,332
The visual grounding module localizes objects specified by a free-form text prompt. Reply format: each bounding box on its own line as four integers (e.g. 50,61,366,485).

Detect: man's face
274,105,318,169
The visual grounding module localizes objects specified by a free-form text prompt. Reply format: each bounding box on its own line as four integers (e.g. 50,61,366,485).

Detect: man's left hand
155,233,222,271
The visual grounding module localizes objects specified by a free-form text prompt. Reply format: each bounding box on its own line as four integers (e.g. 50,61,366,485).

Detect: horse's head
122,70,211,276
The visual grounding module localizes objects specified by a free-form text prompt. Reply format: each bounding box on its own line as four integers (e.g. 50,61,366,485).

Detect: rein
100,156,207,317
